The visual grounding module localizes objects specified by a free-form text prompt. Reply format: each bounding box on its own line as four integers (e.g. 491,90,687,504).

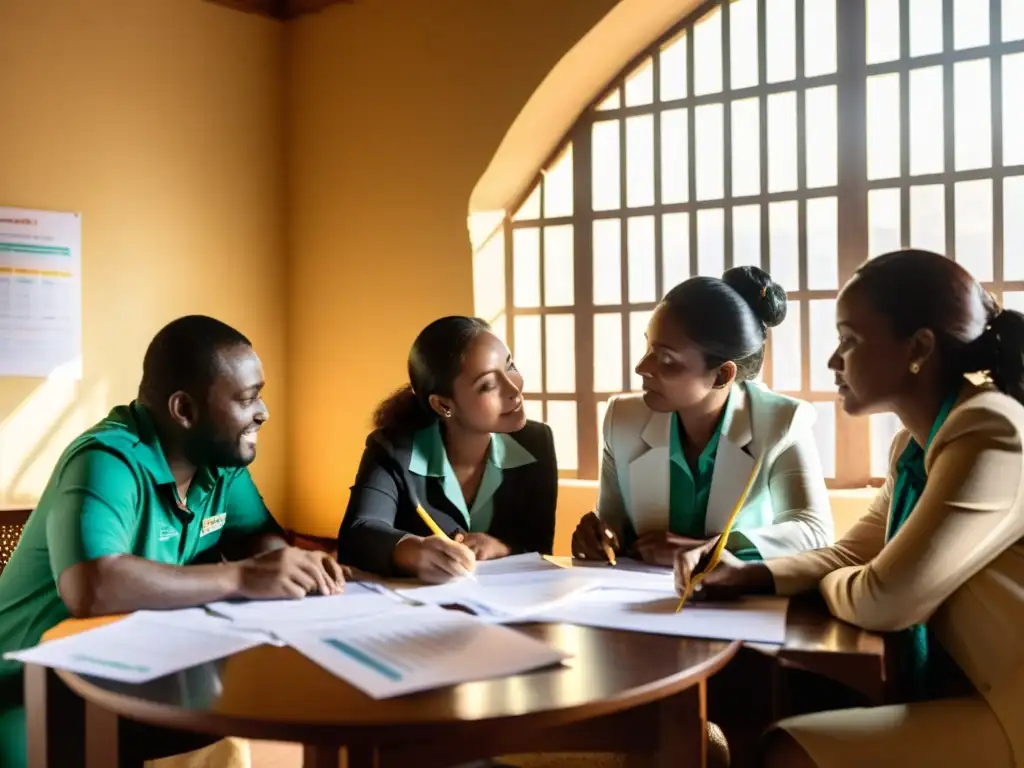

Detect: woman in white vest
572,266,834,566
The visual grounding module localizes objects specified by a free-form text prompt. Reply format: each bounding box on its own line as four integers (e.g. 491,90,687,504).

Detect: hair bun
722,266,787,329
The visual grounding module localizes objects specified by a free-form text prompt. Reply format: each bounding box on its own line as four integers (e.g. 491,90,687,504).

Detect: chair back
0,509,31,574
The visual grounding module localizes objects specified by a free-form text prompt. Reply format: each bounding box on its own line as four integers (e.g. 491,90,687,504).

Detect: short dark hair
661,266,787,380
138,315,251,406
373,316,491,433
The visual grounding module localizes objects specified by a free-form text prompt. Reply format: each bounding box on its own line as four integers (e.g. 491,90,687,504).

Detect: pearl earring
910,362,921,374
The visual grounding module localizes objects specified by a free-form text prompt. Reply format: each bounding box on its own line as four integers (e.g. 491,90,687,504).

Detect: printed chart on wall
0,207,82,379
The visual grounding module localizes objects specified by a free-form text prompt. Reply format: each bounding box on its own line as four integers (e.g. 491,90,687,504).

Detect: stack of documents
278,605,570,699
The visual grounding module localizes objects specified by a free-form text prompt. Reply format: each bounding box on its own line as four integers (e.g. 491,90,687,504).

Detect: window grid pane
545,315,576,393
813,402,837,479
512,228,541,308
495,0,1023,485
547,401,579,471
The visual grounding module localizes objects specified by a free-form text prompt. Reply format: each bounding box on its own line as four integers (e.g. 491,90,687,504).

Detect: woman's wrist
737,561,776,594
391,535,424,575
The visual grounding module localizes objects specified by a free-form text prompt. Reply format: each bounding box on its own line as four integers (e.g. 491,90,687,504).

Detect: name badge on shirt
201,514,227,537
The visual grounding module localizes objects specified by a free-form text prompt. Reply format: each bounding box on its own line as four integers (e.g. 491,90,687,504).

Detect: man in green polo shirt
0,315,345,768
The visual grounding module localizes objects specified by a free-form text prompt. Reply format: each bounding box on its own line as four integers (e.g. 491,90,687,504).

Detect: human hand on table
571,512,620,561
454,531,510,561
237,546,347,600
673,538,774,603
393,535,477,583
630,531,706,567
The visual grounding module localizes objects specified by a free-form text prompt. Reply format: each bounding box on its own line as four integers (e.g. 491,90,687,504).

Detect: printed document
395,569,600,621
530,589,790,644
4,612,266,683
207,582,411,631
278,606,570,698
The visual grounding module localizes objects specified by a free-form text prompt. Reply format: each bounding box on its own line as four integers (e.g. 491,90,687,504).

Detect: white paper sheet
473,552,562,577
531,589,790,644
561,558,676,592
278,606,570,699
206,583,410,631
133,608,284,646
395,569,600,621
4,612,266,683
568,557,673,575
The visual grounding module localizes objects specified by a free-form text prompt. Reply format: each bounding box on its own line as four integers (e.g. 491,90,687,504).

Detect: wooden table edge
51,637,743,744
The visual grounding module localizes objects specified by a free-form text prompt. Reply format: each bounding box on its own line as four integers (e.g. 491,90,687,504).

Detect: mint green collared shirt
668,396,730,539
408,422,536,532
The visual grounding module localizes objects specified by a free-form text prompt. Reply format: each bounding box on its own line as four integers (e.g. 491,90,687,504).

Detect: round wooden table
42,620,740,768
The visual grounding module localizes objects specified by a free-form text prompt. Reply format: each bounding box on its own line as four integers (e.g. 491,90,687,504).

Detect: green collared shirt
0,402,277,679
668,395,730,539
887,390,962,700
408,422,536,532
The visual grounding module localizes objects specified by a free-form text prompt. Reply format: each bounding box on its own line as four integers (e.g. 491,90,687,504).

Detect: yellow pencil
415,503,450,540
676,454,764,612
415,504,477,581
601,538,618,566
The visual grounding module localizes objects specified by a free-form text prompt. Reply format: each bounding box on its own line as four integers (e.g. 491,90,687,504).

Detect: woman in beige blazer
573,266,833,567
675,249,1024,767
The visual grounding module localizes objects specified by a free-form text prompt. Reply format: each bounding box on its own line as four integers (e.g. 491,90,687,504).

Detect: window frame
495,0,1024,486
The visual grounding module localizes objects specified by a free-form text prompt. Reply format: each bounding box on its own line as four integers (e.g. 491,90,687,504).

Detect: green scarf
886,391,960,700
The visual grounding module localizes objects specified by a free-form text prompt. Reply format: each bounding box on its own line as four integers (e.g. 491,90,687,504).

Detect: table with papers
22,553,889,768
7,552,790,699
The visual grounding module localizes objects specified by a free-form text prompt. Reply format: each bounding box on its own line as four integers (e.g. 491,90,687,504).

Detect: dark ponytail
962,309,1024,405
852,249,1024,406
371,316,491,434
373,385,435,432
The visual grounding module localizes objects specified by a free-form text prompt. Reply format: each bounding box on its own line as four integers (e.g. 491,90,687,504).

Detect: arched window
475,0,1024,486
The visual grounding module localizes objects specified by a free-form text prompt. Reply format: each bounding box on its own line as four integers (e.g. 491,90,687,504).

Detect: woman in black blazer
337,316,558,582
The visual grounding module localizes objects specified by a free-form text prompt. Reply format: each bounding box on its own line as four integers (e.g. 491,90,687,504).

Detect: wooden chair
0,508,31,574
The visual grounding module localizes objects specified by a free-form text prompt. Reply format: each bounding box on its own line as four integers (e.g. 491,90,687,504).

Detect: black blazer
337,420,558,576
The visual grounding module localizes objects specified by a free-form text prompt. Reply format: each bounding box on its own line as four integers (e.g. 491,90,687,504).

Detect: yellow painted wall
285,0,619,537
0,0,288,513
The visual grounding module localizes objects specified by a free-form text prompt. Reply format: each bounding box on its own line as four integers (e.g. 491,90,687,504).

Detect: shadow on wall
0,370,109,507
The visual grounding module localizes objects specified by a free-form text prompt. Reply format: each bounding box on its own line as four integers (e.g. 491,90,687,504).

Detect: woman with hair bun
573,266,833,566
677,250,1024,767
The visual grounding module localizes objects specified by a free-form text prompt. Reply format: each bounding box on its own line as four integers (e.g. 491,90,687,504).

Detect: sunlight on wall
0,368,109,507
0,0,285,513
468,210,505,253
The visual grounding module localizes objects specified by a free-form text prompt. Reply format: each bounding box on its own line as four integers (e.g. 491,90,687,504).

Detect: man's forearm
58,556,244,618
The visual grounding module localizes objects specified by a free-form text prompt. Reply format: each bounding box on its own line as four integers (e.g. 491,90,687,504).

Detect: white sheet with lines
277,606,570,698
